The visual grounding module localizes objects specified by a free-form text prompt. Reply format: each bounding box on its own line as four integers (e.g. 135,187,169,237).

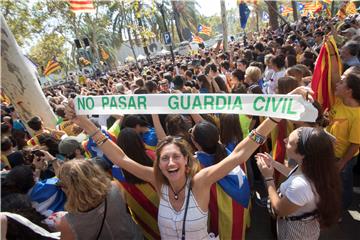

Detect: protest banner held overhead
75,94,318,122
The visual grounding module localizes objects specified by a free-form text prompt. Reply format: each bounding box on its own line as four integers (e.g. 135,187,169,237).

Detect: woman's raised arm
65,100,155,186
196,86,313,187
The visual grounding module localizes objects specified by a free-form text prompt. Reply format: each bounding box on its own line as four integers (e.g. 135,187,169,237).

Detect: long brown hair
219,114,243,147
296,128,341,227
154,137,200,193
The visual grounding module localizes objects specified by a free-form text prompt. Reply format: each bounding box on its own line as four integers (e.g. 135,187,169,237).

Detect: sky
196,0,238,17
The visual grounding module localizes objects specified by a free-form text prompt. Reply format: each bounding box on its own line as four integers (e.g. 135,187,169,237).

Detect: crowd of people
1,13,360,240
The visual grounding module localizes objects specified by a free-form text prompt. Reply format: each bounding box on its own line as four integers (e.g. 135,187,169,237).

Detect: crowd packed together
1,14,360,240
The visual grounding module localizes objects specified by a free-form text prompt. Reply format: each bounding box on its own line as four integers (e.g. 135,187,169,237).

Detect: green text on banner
74,94,318,122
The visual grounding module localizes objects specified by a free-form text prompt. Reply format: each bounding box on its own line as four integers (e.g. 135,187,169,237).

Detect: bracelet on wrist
95,134,108,146
97,138,108,146
264,177,274,182
269,117,280,124
89,129,101,138
248,129,267,145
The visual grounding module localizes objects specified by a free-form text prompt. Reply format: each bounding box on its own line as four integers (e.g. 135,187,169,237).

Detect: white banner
74,94,318,122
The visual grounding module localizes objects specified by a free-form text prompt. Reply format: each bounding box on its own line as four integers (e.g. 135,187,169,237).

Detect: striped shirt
158,183,209,240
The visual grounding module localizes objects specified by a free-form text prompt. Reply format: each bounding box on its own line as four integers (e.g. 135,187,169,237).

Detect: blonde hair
264,54,274,65
245,66,262,84
58,160,111,213
154,137,200,193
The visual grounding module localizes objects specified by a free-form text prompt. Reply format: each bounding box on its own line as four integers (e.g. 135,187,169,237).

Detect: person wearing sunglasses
64,86,312,240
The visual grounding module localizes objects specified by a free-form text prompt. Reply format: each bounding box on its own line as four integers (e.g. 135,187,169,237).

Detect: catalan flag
100,47,110,60
112,166,160,240
43,57,61,76
313,1,323,14
198,24,212,36
191,34,204,44
323,0,332,4
311,36,342,111
69,0,95,14
196,150,250,239
280,5,293,16
345,1,358,15
304,2,318,11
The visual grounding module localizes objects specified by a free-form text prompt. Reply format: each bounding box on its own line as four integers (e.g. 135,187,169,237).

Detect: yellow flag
346,1,357,15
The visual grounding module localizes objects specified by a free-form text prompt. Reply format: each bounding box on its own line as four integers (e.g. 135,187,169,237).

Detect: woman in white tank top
65,87,309,239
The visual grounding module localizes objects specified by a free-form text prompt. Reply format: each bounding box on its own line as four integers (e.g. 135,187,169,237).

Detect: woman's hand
255,152,274,166
64,99,88,128
256,153,274,178
289,86,314,102
33,154,47,171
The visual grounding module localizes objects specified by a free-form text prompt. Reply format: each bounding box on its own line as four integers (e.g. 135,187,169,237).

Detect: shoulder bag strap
96,197,107,240
181,184,192,240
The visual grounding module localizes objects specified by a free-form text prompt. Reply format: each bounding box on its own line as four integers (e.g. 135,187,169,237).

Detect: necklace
169,179,187,200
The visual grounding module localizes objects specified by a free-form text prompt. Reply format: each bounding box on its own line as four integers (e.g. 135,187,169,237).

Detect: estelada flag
69,0,95,14
304,2,318,11
43,57,61,76
192,34,204,44
198,24,212,36
313,1,323,14
197,150,250,239
345,1,358,15
112,166,160,240
280,6,293,16
311,36,342,111
336,1,357,20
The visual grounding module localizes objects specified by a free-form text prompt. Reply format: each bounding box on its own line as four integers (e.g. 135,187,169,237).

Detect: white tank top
158,182,209,240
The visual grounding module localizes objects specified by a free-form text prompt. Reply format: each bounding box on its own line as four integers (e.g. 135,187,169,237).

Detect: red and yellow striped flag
323,0,332,5
69,0,95,13
271,120,294,184
346,1,357,15
43,58,61,76
311,36,342,111
314,1,323,14
336,1,357,20
112,166,160,240
281,6,293,16
304,2,318,11
208,183,248,240
118,182,160,240
192,35,204,44
198,24,212,36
